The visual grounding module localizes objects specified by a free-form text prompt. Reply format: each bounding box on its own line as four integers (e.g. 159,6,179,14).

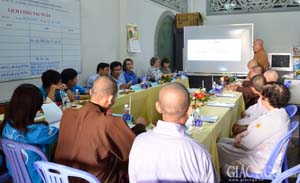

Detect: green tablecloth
111,78,190,124
112,79,244,178
190,91,245,178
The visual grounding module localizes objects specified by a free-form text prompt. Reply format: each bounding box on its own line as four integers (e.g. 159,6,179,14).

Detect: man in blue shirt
86,62,110,89
110,61,131,89
123,58,138,85
40,69,74,102
61,68,89,99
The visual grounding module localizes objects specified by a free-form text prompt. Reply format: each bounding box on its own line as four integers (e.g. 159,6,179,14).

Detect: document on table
216,93,237,98
202,115,218,123
206,102,235,108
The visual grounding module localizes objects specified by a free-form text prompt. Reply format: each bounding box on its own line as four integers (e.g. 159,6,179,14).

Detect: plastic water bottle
75,89,80,104
193,108,202,127
62,93,71,110
123,104,132,123
212,82,217,90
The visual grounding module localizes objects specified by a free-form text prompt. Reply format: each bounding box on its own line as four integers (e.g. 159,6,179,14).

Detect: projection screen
183,24,253,74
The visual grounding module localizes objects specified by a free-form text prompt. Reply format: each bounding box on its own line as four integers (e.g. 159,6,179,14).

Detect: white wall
191,0,300,53
0,0,179,102
0,0,120,102
119,0,178,76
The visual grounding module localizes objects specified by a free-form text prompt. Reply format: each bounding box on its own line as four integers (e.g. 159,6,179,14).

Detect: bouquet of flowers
159,74,173,84
191,89,210,108
220,74,236,85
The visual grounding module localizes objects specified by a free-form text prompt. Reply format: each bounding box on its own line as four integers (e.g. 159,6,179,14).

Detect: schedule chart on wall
0,0,81,82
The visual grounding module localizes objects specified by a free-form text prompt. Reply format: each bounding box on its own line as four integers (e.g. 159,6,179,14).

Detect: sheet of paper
207,102,235,108
41,102,62,124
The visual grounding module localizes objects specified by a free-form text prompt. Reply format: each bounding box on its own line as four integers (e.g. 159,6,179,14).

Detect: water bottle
62,93,71,110
75,89,80,104
123,104,132,123
212,82,217,90
193,108,202,127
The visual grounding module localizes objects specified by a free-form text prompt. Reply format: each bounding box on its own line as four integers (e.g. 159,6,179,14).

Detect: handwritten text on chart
0,0,81,82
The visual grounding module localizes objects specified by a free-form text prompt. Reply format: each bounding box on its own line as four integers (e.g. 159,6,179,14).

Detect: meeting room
0,0,300,182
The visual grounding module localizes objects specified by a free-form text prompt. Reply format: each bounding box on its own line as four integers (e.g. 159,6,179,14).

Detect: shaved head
91,76,117,101
157,83,190,122
254,39,263,45
247,59,258,70
251,74,266,93
253,39,264,53
264,70,279,82
248,65,263,79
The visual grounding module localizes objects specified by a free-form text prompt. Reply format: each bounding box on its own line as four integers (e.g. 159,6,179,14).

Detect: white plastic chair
34,161,100,183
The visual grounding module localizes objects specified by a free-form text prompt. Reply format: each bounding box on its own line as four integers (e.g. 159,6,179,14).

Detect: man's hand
235,133,244,148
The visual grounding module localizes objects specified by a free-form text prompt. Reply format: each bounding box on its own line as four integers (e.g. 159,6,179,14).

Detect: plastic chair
239,121,299,183
34,161,100,183
284,105,298,119
272,164,300,183
0,154,10,183
0,138,48,183
0,172,10,183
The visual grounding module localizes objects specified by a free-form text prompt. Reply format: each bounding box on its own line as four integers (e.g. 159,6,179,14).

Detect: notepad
202,115,218,123
216,93,237,98
206,102,235,108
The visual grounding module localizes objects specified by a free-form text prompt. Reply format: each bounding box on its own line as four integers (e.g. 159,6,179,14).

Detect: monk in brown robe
253,39,269,72
55,76,145,183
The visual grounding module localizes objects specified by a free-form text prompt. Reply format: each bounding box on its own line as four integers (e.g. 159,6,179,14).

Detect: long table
111,78,190,124
190,91,244,178
112,79,244,178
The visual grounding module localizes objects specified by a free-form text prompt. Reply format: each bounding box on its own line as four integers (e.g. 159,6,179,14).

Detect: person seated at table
227,64,263,90
0,84,59,183
264,69,280,82
217,82,290,177
228,65,263,109
246,59,258,80
160,57,171,74
232,75,267,135
247,59,258,70
110,61,131,89
61,68,89,100
123,58,138,85
40,69,74,102
87,62,109,89
129,82,216,183
55,76,146,182
146,56,162,82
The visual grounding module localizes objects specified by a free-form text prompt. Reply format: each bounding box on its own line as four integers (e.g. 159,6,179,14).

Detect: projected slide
187,39,241,61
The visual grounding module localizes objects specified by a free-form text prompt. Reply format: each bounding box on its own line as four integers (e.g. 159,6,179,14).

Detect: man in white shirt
232,75,267,135
86,62,109,89
129,82,216,183
218,82,291,177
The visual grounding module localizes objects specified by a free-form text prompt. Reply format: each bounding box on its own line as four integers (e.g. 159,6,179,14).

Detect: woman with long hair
0,84,58,183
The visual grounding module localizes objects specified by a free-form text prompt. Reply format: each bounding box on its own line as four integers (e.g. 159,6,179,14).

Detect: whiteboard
0,0,81,82
183,24,253,74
